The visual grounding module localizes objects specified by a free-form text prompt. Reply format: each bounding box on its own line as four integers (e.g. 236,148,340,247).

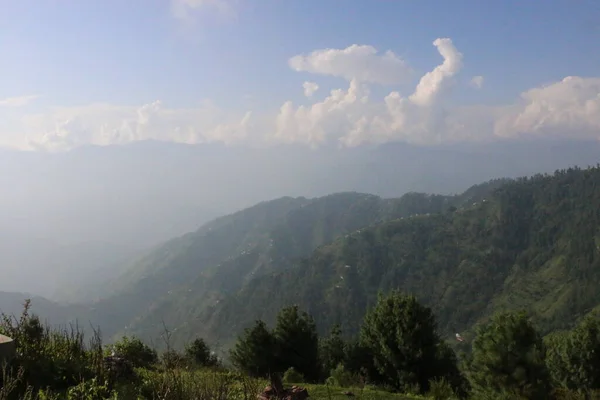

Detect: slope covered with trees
96,181,503,348
198,166,600,350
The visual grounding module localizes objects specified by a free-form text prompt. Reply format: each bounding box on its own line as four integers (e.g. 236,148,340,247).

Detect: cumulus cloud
289,44,412,85
494,76,600,139
5,38,600,152
409,38,463,107
0,95,40,107
470,75,484,89
275,38,465,146
303,81,319,97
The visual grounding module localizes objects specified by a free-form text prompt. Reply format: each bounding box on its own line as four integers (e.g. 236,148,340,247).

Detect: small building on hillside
0,334,15,364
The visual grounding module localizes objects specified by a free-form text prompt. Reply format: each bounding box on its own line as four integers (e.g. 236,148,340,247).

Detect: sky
1,0,600,151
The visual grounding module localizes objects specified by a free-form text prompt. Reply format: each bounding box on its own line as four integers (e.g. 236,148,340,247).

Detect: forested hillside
13,166,599,357
88,177,507,347
4,164,600,400
202,166,600,349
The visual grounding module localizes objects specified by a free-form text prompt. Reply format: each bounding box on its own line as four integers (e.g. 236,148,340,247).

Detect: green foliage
9,167,600,398
184,338,218,368
427,377,458,400
272,305,320,382
282,367,304,384
318,324,346,380
107,336,157,369
466,310,550,399
230,305,320,382
326,363,358,388
546,314,600,391
94,187,493,348
229,320,277,377
0,300,104,396
200,166,600,352
66,378,117,400
359,291,462,394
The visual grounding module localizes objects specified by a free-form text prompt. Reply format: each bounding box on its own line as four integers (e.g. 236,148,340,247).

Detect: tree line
230,290,600,399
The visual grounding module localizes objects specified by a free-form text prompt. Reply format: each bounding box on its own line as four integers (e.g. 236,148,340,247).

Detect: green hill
86,180,506,348
201,166,600,351
9,166,600,361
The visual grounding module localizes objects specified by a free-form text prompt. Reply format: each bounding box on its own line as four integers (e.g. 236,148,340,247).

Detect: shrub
327,363,357,388
282,367,304,384
107,336,157,369
427,377,457,400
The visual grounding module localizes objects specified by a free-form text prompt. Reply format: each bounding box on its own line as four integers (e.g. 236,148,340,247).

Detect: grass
302,383,424,399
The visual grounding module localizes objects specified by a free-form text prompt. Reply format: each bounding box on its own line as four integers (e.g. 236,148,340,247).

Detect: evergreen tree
273,305,321,382
185,337,218,367
319,324,346,378
467,310,550,399
229,320,277,377
359,290,460,394
546,314,600,390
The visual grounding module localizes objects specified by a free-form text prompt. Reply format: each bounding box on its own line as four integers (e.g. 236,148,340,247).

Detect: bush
327,363,357,388
282,367,304,384
0,301,104,395
107,336,157,369
66,377,117,400
427,377,457,400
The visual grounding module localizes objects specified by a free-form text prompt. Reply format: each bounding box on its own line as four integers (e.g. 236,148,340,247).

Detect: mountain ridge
90,180,507,348
5,165,600,359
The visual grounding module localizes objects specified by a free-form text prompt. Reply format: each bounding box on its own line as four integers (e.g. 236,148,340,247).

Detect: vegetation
90,182,503,348
3,293,600,399
208,166,600,348
5,165,600,397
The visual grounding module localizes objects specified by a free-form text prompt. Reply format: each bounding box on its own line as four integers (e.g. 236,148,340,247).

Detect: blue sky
1,0,600,151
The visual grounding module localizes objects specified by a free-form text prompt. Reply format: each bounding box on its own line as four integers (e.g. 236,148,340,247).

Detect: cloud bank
4,38,600,152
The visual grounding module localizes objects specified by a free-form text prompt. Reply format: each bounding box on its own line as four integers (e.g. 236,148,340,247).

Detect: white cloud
18,100,256,152
494,76,600,139
288,44,412,85
303,82,319,97
409,38,463,107
5,39,600,152
275,38,465,147
0,95,40,107
470,75,484,89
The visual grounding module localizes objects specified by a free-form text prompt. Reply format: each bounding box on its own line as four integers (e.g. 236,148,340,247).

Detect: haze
1,0,599,302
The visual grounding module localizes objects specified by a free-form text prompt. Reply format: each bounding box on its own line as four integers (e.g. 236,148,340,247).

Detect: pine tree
319,324,346,379
467,310,550,399
229,320,277,377
273,305,321,382
359,290,461,394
